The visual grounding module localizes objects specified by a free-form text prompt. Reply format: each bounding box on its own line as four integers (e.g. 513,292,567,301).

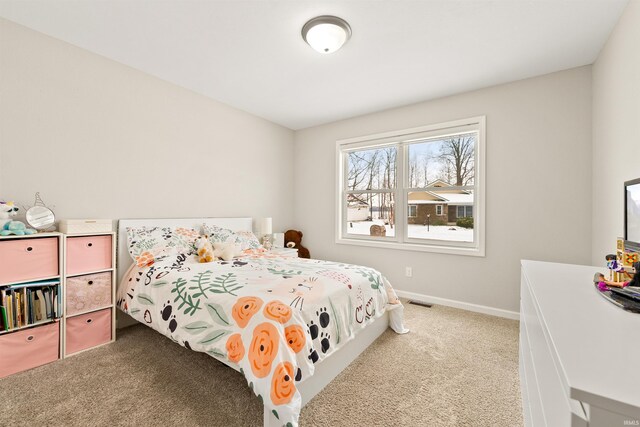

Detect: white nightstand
269,248,298,258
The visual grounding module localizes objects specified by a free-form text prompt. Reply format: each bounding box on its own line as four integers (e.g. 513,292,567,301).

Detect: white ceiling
0,0,628,130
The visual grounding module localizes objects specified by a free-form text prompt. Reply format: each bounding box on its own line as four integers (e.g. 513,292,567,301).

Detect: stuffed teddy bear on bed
284,229,310,259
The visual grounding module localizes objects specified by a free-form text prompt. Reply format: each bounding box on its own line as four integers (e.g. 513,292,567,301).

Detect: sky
348,132,476,189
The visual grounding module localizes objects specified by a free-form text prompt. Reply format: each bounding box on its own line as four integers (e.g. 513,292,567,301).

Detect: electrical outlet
405,267,412,277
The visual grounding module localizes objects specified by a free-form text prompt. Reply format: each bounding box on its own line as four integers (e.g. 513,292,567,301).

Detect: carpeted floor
0,302,523,426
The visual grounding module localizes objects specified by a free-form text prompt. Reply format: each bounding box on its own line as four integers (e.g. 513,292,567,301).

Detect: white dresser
520,260,640,427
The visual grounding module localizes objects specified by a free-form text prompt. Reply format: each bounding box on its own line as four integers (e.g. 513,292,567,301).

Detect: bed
116,218,407,427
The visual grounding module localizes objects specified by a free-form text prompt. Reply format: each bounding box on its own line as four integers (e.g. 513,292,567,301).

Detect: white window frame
335,116,486,257
408,205,418,217
436,205,443,216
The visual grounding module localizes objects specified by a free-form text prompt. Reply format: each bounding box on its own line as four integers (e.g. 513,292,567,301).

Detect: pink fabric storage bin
66,272,112,316
66,235,112,275
65,308,111,355
0,322,60,378
0,237,59,284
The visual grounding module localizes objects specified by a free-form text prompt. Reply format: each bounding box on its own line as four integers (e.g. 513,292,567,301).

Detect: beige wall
0,16,600,316
592,1,640,264
294,67,593,314
0,18,295,230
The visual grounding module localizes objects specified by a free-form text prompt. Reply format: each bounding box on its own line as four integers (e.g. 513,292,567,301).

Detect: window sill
335,237,485,257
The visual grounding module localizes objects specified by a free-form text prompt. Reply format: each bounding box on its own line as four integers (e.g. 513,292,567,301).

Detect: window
336,116,485,256
457,205,473,218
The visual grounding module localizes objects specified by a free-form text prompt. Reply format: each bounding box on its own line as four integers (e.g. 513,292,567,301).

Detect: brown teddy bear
284,229,310,259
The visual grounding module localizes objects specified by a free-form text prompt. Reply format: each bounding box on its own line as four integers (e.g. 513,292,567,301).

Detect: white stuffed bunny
213,242,241,261
0,201,19,229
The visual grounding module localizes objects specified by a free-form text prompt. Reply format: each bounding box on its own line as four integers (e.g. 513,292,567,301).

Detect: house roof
408,190,473,206
347,194,369,207
427,179,451,188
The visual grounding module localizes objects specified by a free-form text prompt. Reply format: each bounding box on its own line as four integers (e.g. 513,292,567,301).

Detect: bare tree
348,152,369,190
409,152,417,188
348,147,398,224
364,151,380,219
438,135,475,185
421,154,430,187
438,161,454,184
380,147,396,225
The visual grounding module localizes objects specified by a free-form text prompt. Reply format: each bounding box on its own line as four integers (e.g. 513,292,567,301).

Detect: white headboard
116,217,253,284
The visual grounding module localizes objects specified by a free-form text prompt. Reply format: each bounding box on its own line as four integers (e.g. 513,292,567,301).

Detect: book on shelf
0,305,7,331
0,281,61,333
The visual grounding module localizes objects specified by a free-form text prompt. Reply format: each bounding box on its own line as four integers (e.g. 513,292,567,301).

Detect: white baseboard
395,290,520,320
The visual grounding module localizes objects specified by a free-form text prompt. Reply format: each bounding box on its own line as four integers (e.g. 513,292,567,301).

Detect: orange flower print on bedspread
232,296,263,328
249,322,279,378
174,227,199,238
284,325,305,353
263,300,292,324
271,361,297,405
136,251,155,268
226,333,245,363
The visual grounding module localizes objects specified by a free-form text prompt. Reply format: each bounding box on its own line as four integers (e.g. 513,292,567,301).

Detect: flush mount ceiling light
302,15,352,54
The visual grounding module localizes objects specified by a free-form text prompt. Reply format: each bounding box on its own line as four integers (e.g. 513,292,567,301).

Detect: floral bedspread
117,251,404,427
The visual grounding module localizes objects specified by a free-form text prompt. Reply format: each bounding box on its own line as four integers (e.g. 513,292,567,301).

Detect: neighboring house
408,180,473,225
347,194,393,222
347,180,472,225
347,194,370,221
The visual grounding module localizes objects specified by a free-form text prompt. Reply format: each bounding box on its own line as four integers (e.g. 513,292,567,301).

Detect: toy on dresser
0,201,36,236
605,254,626,281
594,242,640,313
611,237,640,280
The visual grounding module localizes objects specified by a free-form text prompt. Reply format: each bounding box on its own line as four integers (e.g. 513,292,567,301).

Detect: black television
624,178,640,252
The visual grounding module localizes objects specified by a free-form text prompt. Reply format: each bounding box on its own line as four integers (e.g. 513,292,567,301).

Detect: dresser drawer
0,322,59,378
66,272,112,316
66,235,112,275
65,308,112,355
0,237,59,284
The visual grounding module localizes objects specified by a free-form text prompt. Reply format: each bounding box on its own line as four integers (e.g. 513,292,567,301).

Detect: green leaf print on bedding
133,238,155,256
355,268,382,291
171,277,202,316
189,271,214,298
182,321,212,334
209,273,242,296
137,294,154,305
207,349,226,359
171,272,243,317
198,329,231,345
206,302,231,326
267,268,302,276
151,281,168,288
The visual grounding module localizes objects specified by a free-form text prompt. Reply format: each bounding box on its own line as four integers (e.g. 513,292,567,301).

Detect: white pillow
202,224,262,251
126,226,200,265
